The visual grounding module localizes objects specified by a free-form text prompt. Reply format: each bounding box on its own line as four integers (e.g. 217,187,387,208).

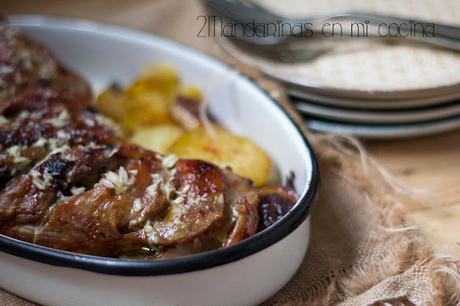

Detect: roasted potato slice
130,124,184,154
170,126,272,186
96,65,181,130
124,65,180,128
179,85,203,102
122,92,176,129
95,86,126,121
128,64,179,98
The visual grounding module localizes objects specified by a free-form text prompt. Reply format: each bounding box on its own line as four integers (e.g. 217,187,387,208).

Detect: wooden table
368,131,460,254
2,0,459,255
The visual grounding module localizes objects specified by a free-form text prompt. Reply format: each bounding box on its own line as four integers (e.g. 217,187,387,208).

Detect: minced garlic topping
163,169,177,200
46,110,70,128
70,186,86,195
17,110,30,120
6,145,30,165
132,198,142,212
143,221,160,244
56,130,70,140
162,154,179,169
100,166,135,194
0,115,8,125
94,113,123,135
33,138,47,147
146,173,162,198
30,169,52,190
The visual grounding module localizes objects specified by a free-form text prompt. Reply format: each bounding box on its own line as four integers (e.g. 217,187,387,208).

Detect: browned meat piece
1,152,262,257
257,185,298,231
18,158,225,256
0,22,91,112
221,169,259,246
0,101,121,187
0,144,120,230
115,159,226,255
32,159,154,255
1,88,88,116
146,159,225,245
0,174,55,227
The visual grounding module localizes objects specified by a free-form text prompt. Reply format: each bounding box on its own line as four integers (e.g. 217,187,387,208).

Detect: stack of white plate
211,0,460,139
288,82,460,139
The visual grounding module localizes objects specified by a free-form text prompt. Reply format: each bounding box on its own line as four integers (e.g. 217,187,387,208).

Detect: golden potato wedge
130,124,184,154
122,92,176,129
179,85,203,102
121,65,181,129
95,87,126,121
128,64,179,100
170,126,272,186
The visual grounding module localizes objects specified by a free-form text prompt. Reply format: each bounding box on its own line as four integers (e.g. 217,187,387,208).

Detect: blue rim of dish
0,16,319,276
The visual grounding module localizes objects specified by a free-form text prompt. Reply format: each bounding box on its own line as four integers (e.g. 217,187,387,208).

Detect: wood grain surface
368,131,460,254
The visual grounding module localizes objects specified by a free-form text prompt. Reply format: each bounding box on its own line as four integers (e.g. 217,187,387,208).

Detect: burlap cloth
1,1,459,305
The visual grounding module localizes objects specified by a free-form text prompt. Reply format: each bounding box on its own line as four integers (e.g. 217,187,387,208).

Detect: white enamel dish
0,16,319,306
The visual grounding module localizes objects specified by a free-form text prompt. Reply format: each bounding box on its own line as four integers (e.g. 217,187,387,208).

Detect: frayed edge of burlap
301,133,460,306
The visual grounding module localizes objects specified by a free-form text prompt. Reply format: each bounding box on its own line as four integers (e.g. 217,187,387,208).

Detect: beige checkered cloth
253,0,460,92
0,1,459,305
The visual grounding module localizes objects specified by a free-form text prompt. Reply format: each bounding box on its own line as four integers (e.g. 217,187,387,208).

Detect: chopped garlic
56,130,70,140
188,193,210,207
146,181,160,198
33,138,47,147
0,65,14,74
30,169,51,190
146,174,162,198
179,184,191,194
144,222,160,244
218,193,224,204
132,198,142,212
36,142,70,167
7,145,30,165
71,186,86,195
144,223,153,234
57,191,69,203
162,154,178,169
172,196,184,205
163,169,177,199
17,110,30,120
100,166,135,194
94,114,122,135
47,110,70,127
0,115,8,125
